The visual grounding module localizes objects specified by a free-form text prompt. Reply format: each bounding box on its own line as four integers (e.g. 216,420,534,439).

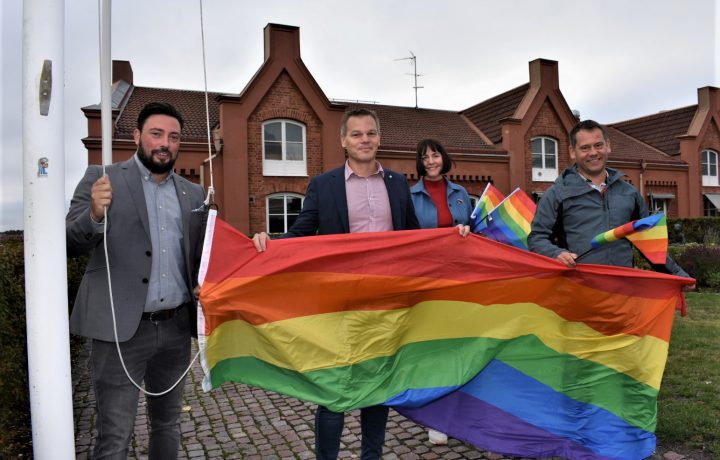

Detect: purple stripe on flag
398,391,613,460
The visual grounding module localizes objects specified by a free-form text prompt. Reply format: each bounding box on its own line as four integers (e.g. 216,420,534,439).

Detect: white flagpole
22,0,75,457
100,0,112,166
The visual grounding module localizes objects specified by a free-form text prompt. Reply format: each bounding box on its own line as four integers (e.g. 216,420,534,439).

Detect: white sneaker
428,428,448,445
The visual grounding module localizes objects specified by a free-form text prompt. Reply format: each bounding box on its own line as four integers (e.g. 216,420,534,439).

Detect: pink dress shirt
344,161,393,233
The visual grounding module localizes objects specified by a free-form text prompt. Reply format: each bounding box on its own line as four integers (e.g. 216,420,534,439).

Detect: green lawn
656,292,720,456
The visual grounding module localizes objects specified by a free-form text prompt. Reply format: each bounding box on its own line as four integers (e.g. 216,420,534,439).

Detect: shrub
0,239,31,458
669,217,720,245
706,271,720,290
632,245,687,272
635,235,720,290
67,255,88,312
0,237,88,458
672,244,720,290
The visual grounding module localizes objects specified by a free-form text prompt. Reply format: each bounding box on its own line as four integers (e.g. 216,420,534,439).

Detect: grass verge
656,292,720,456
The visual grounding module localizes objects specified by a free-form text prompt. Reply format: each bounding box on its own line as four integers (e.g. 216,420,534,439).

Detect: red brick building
82,23,720,234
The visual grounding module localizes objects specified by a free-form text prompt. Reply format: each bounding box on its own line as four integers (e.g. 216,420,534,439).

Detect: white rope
103,221,201,397
95,0,219,397
199,0,215,208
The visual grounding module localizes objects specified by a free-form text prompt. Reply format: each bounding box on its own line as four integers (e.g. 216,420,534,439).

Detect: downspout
639,159,647,199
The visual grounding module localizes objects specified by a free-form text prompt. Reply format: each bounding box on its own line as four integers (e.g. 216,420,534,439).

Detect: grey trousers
91,307,190,459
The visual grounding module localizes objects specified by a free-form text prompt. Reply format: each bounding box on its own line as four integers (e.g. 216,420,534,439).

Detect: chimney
697,86,720,112
685,86,720,136
112,60,133,85
528,58,559,90
263,23,301,62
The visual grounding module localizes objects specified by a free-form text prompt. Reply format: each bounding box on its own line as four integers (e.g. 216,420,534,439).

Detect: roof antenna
394,51,423,109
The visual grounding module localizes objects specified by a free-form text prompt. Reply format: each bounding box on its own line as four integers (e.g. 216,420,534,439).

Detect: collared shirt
344,161,393,233
578,170,608,194
134,155,189,312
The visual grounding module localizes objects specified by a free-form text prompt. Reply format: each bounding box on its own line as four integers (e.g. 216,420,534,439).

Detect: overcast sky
1,0,719,231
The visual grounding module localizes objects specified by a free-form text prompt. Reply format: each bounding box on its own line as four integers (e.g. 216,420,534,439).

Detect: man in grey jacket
66,102,206,459
528,119,689,278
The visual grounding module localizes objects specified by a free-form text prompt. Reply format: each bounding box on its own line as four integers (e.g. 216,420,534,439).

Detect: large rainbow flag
474,187,536,249
469,182,505,233
590,213,668,264
198,211,692,459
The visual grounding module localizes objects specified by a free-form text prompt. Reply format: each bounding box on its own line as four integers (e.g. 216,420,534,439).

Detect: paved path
71,340,523,459
71,340,686,460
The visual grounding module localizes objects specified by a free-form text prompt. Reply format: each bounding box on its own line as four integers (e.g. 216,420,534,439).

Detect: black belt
142,301,192,322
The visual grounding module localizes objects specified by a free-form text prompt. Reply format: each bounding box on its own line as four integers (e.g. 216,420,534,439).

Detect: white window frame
266,193,305,234
702,149,718,186
648,193,674,215
263,119,307,177
531,136,558,182
653,199,669,215
704,195,720,217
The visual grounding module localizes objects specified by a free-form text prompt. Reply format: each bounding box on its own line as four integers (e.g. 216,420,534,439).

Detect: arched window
531,137,558,182
702,149,718,186
266,193,304,234
263,120,307,176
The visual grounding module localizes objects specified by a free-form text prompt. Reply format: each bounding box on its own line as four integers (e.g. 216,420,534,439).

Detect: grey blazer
66,157,206,342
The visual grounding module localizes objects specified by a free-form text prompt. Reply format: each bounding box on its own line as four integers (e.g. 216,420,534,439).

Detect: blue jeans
315,404,389,460
91,307,190,459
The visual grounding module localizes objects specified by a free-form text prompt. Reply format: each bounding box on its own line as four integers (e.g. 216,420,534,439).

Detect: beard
137,142,177,175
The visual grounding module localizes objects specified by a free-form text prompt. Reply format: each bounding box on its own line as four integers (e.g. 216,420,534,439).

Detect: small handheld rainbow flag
590,213,668,264
470,183,505,233
475,188,536,250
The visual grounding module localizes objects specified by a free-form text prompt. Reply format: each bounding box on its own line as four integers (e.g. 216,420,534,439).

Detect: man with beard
66,102,206,459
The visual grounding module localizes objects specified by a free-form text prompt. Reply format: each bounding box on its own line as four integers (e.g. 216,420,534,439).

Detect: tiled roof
460,84,530,144
606,127,685,166
610,105,698,155
348,103,500,154
114,86,221,141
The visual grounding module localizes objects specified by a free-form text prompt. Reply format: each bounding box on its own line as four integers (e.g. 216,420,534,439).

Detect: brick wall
247,71,324,234
644,181,680,217
524,100,568,193
701,121,720,198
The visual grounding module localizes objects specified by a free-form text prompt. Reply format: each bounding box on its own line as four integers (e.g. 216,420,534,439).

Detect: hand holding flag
473,188,536,250
581,213,668,264
469,183,505,233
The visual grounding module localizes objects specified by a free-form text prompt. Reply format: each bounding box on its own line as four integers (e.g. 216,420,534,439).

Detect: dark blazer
66,157,206,342
283,165,420,237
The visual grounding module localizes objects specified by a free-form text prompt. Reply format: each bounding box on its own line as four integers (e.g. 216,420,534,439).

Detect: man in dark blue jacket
529,119,689,278
253,108,419,459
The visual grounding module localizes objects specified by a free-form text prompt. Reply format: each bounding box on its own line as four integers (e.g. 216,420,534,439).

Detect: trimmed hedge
669,217,720,245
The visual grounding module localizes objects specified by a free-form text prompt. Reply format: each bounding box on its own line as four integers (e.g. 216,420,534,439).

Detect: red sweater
423,179,453,227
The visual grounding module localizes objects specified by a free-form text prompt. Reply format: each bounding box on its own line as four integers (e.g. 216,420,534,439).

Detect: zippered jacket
528,164,688,277
410,177,472,229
